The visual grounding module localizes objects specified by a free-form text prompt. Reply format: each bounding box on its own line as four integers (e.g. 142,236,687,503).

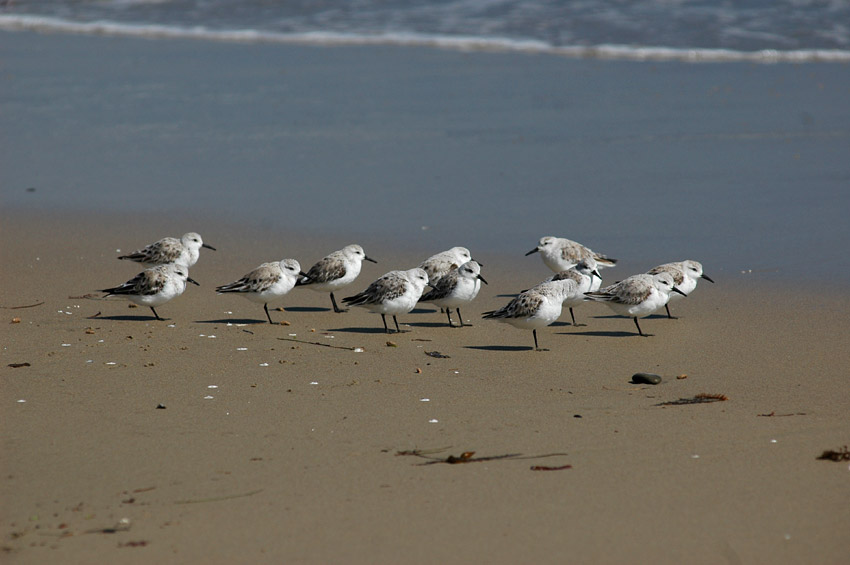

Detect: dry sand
2,210,849,564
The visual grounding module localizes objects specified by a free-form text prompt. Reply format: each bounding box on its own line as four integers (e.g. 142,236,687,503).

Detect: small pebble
631,372,662,385
156,404,166,409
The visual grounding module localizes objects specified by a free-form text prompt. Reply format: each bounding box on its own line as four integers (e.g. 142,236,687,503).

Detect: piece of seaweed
396,448,569,468
656,393,728,406
817,446,850,462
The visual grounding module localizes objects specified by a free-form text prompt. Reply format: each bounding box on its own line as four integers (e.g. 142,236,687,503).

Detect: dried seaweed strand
277,337,356,351
397,449,569,466
421,452,522,465
817,446,850,462
174,488,264,504
656,393,728,406
1,301,45,309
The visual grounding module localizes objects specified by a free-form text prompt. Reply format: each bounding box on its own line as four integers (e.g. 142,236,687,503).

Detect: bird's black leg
664,304,677,319
445,308,455,327
330,293,346,313
381,314,390,333
150,307,163,321
633,316,649,337
457,308,465,327
264,303,274,324
393,315,401,333
569,307,577,326
533,329,539,350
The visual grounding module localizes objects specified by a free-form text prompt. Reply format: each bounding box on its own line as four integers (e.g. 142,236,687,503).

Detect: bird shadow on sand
284,306,331,313
195,318,266,325
405,320,455,329
327,326,407,335
556,329,638,338
410,307,437,314
90,314,165,322
590,314,668,320
464,344,534,352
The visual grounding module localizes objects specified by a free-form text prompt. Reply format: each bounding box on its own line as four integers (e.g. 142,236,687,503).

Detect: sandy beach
2,29,850,564
3,209,850,564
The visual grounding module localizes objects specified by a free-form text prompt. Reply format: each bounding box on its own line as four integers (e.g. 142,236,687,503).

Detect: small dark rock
156,404,166,409
631,372,662,385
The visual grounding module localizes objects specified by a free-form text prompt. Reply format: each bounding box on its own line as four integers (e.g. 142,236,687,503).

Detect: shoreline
4,203,845,295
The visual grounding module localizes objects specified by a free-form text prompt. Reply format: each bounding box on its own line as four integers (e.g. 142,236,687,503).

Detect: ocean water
2,0,850,62
2,29,849,286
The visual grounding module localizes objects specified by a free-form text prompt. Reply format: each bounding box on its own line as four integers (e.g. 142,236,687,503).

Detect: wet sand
2,209,849,563
3,30,850,284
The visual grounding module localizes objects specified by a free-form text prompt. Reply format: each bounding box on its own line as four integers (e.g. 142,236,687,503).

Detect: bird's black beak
365,256,378,263
478,275,489,285
202,243,216,251
188,277,201,286
472,258,484,267
672,287,687,296
592,270,602,280
525,248,539,256
702,274,714,283
299,271,311,279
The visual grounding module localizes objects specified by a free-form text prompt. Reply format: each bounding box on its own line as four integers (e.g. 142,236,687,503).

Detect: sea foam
2,14,850,64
